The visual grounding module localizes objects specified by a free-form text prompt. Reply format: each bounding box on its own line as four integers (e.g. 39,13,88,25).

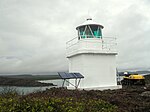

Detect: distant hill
0,76,55,87
1,74,61,80
118,70,150,76
0,72,68,76
135,71,150,74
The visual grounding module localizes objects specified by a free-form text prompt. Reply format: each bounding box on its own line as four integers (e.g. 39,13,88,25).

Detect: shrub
0,96,117,112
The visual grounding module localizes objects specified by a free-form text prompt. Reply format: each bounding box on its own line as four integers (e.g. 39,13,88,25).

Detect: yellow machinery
121,72,145,85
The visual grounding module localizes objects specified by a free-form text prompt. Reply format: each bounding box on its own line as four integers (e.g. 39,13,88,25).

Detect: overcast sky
0,0,150,74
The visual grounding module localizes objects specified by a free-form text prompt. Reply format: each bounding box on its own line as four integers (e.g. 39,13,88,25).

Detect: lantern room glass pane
79,26,86,38
85,26,93,38
79,25,102,39
90,25,102,38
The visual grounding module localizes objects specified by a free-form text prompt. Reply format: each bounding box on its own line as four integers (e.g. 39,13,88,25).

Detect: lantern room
76,18,104,39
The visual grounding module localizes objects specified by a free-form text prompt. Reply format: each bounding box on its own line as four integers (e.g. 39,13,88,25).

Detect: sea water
0,79,68,95
0,86,56,95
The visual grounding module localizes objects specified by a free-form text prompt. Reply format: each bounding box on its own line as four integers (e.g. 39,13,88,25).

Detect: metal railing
66,37,117,51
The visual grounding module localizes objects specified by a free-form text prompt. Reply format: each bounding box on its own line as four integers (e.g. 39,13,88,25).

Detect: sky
0,0,150,74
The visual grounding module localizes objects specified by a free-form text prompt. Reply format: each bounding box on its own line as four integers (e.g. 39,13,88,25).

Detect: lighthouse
66,18,119,90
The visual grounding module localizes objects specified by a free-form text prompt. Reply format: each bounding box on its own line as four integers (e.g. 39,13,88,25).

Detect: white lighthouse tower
66,18,119,90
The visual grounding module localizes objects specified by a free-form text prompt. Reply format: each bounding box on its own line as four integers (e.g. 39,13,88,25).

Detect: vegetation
0,88,117,112
0,74,150,111
0,86,150,112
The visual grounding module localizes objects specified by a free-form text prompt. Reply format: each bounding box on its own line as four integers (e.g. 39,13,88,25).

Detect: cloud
0,0,150,73
113,2,150,70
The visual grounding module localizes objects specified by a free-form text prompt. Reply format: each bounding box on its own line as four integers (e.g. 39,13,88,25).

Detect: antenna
87,10,92,20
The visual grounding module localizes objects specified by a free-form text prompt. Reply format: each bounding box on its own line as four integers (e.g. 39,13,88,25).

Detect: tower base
67,85,122,90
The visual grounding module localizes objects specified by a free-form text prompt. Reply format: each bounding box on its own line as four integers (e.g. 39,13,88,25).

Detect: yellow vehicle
121,72,145,85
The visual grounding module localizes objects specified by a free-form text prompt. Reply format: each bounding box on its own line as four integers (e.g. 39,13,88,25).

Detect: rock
140,91,150,97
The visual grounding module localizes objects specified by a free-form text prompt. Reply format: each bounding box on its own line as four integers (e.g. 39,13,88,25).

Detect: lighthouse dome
76,18,104,30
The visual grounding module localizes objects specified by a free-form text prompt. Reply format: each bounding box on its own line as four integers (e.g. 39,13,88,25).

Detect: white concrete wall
67,38,117,89
68,53,117,88
68,54,84,87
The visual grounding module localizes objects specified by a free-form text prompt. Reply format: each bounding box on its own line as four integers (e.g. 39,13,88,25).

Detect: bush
0,96,117,112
